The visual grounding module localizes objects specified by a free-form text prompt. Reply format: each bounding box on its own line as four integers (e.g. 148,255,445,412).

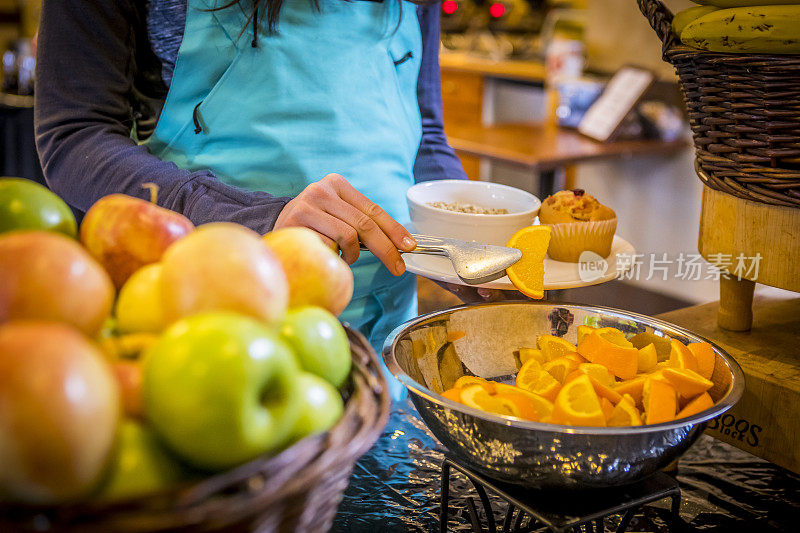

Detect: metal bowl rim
383,300,745,436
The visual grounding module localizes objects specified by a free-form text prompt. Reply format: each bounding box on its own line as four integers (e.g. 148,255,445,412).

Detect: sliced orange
552,374,606,426
595,327,632,345
629,332,672,361
495,383,554,421
567,363,614,387
505,225,552,299
607,399,642,427
515,359,543,388
600,397,615,420
589,376,623,404
565,351,588,365
544,356,579,384
687,342,716,380
620,393,637,406
662,367,713,399
577,331,638,380
637,343,658,373
537,334,577,361
441,388,462,403
668,340,698,372
521,372,561,402
460,384,519,418
642,378,677,425
518,347,546,365
613,376,647,407
454,375,496,394
577,325,598,345
676,392,714,419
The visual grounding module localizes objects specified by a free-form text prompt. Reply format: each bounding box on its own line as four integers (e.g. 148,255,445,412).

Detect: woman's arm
34,0,290,234
413,4,468,183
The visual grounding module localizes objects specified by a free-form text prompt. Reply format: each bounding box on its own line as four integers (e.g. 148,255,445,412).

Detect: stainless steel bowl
383,302,744,489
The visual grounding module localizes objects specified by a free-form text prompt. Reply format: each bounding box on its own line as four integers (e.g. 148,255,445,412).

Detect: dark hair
213,0,434,46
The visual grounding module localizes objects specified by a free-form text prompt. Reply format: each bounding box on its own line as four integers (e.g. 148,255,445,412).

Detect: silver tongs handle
358,233,448,256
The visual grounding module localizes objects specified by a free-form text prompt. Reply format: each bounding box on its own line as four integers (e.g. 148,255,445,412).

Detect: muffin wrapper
543,218,617,263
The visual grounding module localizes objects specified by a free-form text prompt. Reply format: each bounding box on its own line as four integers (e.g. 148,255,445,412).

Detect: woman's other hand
274,173,415,275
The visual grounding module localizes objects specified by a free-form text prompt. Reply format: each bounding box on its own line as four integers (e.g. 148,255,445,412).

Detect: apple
0,231,114,335
290,373,344,441
143,312,301,470
279,306,351,388
0,321,120,503
95,420,190,501
80,193,194,289
263,227,353,316
115,263,168,334
161,223,288,325
0,177,77,237
112,360,144,419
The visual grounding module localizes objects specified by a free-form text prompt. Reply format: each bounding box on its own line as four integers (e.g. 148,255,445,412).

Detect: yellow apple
115,263,167,334
263,227,353,316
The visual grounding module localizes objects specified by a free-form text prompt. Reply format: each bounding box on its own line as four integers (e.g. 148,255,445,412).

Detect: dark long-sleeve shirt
34,1,466,234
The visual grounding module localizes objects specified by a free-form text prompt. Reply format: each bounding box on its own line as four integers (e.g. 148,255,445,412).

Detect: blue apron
143,0,422,397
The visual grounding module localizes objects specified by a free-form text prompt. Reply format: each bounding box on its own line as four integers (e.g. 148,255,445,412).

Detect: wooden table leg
718,276,755,332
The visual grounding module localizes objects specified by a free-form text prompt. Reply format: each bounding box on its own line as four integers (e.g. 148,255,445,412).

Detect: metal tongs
361,233,522,285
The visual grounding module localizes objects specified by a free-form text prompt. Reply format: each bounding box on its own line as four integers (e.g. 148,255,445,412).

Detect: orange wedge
589,376,623,404
662,367,713,399
537,334,577,361
613,376,647,407
544,356,579,384
687,342,716,380
577,331,638,380
607,399,642,427
629,332,672,361
518,347,546,365
577,325,598,345
565,351,588,365
637,343,658,373
676,392,714,419
516,358,562,401
565,363,615,387
642,378,677,425
595,327,632,345
552,374,606,426
495,383,554,421
620,393,637,406
454,375,496,394
600,397,615,420
668,340,698,372
441,388,462,403
460,384,519,418
505,225,552,299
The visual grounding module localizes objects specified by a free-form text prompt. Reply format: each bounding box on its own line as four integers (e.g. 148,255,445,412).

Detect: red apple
80,193,194,288
112,360,144,419
0,231,114,335
161,223,289,325
262,227,353,316
0,321,120,503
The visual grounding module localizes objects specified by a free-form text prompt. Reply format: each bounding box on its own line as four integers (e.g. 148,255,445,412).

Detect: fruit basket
0,326,390,533
638,0,800,208
383,302,744,489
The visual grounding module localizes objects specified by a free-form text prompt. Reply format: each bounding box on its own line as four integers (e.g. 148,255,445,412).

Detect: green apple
115,263,168,334
143,312,302,471
279,307,351,388
291,373,344,441
96,419,190,501
0,177,76,237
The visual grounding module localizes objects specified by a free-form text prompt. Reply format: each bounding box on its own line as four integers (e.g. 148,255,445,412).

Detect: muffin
538,189,617,262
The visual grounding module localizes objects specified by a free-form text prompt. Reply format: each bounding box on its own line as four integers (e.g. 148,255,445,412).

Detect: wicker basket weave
638,0,800,208
0,326,390,533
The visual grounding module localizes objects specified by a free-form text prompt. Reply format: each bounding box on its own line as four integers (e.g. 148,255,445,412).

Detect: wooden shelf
439,52,546,84
445,122,689,172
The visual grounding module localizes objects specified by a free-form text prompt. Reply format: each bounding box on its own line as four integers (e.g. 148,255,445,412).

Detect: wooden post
718,277,755,332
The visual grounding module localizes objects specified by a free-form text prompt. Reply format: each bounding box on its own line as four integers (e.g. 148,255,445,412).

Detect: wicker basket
638,0,800,208
0,326,390,533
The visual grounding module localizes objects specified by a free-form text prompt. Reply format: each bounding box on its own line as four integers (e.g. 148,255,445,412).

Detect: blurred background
2,0,760,314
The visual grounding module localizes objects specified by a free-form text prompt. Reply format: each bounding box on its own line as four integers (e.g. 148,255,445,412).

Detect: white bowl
406,180,541,246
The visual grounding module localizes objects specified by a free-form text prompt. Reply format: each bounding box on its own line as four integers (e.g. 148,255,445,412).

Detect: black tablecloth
333,401,800,532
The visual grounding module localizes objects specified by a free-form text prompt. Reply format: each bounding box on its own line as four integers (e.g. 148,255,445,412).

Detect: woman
35,0,473,371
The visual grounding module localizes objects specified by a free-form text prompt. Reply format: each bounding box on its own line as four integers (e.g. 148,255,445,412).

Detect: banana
672,6,720,37
693,1,799,7
681,6,800,54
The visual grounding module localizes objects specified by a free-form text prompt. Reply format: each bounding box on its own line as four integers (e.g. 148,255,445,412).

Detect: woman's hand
274,173,416,276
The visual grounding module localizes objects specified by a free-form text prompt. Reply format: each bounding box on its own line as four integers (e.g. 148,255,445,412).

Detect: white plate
402,235,636,291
